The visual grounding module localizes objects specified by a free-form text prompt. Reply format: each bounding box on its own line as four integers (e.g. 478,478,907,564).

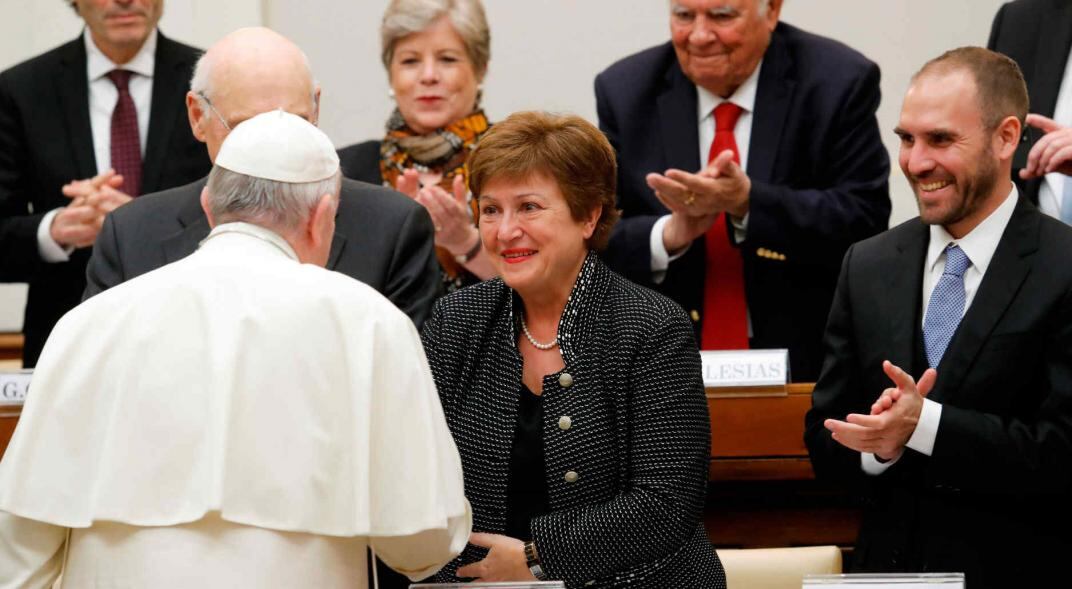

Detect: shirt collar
926,184,1019,276
84,27,157,81
200,222,300,262
698,58,763,122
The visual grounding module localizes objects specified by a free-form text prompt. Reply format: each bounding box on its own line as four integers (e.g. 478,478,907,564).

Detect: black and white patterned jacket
421,253,726,588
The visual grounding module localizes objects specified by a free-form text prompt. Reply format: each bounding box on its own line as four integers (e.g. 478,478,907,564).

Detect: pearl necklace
521,314,558,350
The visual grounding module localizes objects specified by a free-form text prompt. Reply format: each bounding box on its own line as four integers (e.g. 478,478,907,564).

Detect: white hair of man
205,167,341,233
669,0,771,17
189,45,319,113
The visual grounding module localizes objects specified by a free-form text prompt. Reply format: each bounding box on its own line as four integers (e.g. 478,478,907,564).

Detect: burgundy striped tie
106,69,142,197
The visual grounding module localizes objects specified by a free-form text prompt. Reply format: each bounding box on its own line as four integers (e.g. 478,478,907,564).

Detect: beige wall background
0,0,1008,330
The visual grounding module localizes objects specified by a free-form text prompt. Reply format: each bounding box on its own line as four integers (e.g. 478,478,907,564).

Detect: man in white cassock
0,110,471,588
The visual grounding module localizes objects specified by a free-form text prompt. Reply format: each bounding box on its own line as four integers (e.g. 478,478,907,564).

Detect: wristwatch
453,236,482,264
524,540,548,580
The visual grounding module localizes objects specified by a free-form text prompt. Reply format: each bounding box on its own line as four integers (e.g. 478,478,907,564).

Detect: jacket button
558,373,574,388
690,309,700,322
558,416,572,430
564,470,579,483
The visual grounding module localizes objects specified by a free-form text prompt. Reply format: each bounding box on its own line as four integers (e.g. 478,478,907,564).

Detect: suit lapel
748,26,795,183
327,230,346,270
143,33,194,194
884,222,929,374
933,199,1037,402
657,63,701,172
1030,0,1072,118
57,36,96,179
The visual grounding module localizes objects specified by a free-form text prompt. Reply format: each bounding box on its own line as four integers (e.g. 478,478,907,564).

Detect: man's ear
995,115,1022,161
310,86,322,126
308,193,337,247
187,91,208,143
200,187,216,228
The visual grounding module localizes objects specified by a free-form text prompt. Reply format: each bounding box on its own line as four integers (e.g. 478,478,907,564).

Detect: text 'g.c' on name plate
0,370,31,405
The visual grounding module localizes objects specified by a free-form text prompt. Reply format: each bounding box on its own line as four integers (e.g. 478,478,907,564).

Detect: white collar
926,184,1019,276
199,222,300,262
697,58,763,121
84,27,157,81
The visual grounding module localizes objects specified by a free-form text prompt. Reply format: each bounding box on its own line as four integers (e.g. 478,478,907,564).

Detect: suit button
558,373,574,388
564,470,579,483
690,309,700,322
558,416,572,430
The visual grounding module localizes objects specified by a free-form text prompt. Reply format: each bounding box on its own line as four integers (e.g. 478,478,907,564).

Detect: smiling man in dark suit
83,27,439,332
595,0,890,382
806,48,1072,588
0,0,211,366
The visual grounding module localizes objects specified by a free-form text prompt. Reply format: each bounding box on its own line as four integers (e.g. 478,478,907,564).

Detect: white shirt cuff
37,208,73,263
650,214,690,284
861,450,902,475
730,212,749,243
905,398,942,456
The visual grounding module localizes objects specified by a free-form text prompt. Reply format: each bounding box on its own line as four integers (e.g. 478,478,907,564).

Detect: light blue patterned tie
923,244,972,368
1061,177,1072,225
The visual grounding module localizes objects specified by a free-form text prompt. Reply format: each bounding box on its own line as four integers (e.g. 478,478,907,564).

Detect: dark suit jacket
337,140,383,186
84,177,440,329
805,198,1072,588
595,23,890,382
988,0,1072,204
421,254,724,588
0,32,211,366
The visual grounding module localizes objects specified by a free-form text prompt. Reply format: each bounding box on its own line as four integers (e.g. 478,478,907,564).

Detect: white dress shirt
1036,42,1072,220
36,29,157,263
862,184,1019,475
650,60,763,278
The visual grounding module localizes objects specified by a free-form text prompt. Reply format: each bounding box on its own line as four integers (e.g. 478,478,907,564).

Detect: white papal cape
0,223,470,588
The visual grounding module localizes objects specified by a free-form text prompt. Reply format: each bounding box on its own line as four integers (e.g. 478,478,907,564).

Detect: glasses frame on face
197,91,231,130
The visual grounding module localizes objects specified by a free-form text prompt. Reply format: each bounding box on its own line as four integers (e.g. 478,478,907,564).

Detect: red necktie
700,102,748,350
107,69,142,197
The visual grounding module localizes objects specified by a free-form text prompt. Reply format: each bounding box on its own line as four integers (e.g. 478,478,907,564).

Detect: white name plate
700,349,788,388
804,573,965,588
0,370,31,404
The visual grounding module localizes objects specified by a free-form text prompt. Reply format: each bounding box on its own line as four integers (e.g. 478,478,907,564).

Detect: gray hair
189,49,319,112
669,0,772,17
380,0,490,75
205,166,341,233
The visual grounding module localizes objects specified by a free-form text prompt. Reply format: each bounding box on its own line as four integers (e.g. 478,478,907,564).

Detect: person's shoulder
430,278,509,327
110,178,204,225
337,176,422,221
776,22,877,75
603,262,691,327
0,36,80,87
338,140,383,184
597,41,677,88
297,261,417,324
155,30,203,62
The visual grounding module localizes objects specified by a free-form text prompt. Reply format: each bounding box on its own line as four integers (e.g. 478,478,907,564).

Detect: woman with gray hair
339,0,496,294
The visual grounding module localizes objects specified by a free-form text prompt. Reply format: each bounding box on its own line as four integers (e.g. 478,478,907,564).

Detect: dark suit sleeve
927,286,1072,495
385,202,439,328
0,70,45,282
804,244,874,484
531,309,710,580
82,212,123,300
744,62,890,268
595,74,661,287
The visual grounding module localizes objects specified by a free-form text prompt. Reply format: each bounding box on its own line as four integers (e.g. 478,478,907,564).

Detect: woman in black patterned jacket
419,111,726,588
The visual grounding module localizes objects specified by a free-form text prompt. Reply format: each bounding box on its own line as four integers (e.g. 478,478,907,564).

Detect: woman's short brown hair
467,111,620,251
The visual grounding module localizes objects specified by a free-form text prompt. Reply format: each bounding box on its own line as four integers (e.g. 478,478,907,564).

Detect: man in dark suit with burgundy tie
0,0,210,366
806,48,1072,588
595,0,890,381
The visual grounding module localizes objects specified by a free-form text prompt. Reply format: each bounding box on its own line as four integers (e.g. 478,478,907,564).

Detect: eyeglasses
197,92,231,130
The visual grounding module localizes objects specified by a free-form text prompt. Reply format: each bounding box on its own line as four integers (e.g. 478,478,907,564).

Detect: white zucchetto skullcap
215,109,339,183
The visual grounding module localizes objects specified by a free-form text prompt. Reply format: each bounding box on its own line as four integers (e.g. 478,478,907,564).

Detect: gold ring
683,192,696,206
